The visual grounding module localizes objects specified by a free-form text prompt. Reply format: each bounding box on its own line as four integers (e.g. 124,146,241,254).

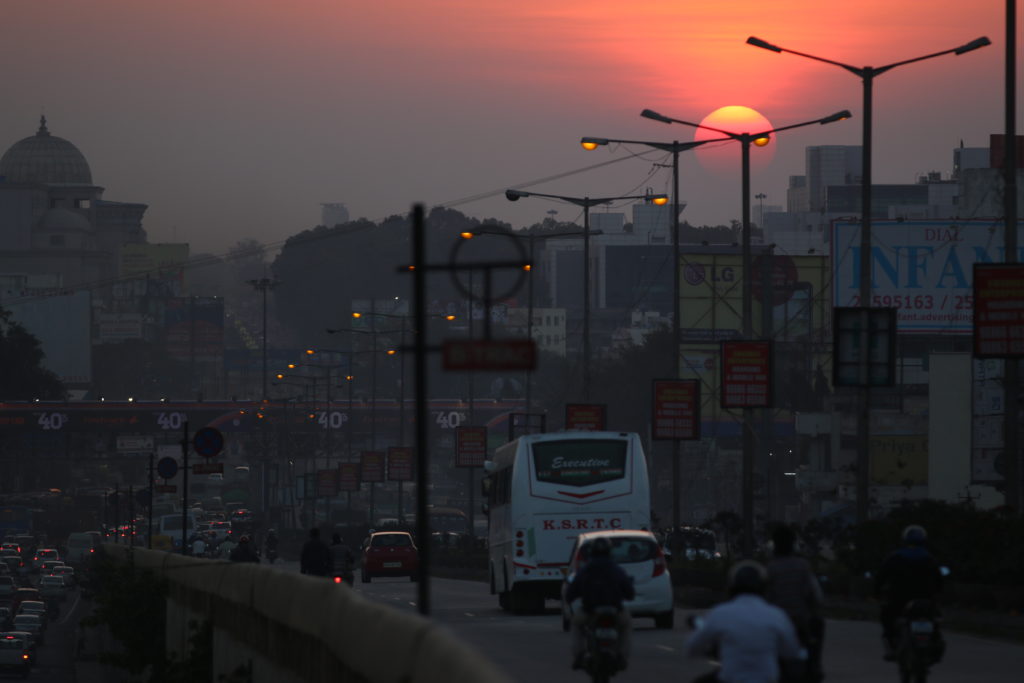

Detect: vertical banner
651,379,700,440
360,451,385,483
455,426,488,467
316,469,338,497
338,463,360,492
388,447,414,482
565,404,607,431
974,263,1024,357
720,341,772,408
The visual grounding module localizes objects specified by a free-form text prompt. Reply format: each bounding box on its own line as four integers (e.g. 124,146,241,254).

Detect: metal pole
856,74,875,525
113,484,120,545
398,323,407,522
1003,0,1020,511
412,204,431,615
741,138,756,556
181,420,189,555
147,450,154,549
671,147,682,531
526,233,535,414
583,203,592,401
370,300,377,526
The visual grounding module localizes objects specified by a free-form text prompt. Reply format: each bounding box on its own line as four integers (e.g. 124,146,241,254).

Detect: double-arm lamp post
639,107,851,554
506,188,668,401
746,34,990,522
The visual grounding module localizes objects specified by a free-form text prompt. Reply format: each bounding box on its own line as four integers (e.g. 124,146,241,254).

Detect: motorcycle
265,547,278,564
894,599,944,683
581,606,624,683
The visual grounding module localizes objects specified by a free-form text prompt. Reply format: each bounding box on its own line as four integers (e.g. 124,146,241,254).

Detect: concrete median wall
103,545,511,683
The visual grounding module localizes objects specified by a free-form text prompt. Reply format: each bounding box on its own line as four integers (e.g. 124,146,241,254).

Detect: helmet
902,525,927,546
589,537,612,558
728,560,767,596
268,529,276,535
239,535,250,544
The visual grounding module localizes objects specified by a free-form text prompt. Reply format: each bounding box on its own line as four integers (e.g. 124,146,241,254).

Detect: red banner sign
316,469,338,497
721,341,772,408
974,264,1024,357
455,426,487,467
565,404,606,432
155,484,177,493
360,451,385,483
387,447,414,482
192,462,223,475
338,463,359,492
651,379,700,440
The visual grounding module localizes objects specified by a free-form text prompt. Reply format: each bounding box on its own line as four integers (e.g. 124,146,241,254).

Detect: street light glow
580,137,609,150
352,312,362,318
460,231,475,239
753,136,771,147
652,196,670,206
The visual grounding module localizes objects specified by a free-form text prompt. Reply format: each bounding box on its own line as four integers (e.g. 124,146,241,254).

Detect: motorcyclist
685,560,804,683
875,524,943,661
766,525,824,682
300,527,332,576
564,536,635,671
329,533,354,578
228,535,260,563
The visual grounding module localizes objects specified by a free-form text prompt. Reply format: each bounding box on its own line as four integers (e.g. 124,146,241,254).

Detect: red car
361,532,418,583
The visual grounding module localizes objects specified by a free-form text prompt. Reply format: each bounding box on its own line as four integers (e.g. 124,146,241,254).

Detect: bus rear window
532,440,627,487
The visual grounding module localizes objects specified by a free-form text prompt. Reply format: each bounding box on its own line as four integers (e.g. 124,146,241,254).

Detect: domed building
0,116,148,289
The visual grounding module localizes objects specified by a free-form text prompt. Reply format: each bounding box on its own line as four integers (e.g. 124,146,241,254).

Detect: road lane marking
464,612,475,617
58,591,81,624
656,645,675,652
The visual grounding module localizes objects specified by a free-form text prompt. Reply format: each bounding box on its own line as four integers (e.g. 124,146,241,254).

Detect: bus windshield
532,439,627,487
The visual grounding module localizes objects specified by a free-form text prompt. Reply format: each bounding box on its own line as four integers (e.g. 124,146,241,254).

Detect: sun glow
693,106,776,175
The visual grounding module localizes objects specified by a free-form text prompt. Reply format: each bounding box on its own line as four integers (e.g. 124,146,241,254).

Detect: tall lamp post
506,189,667,401
580,134,731,530
746,34,990,522
640,107,851,554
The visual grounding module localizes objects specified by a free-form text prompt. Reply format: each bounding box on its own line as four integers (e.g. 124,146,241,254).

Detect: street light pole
640,107,851,554
747,33,990,522
506,188,667,402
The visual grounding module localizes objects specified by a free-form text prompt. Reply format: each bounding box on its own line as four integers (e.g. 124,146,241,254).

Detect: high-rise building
805,146,862,212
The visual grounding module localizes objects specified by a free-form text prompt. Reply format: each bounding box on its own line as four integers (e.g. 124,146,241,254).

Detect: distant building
321,202,350,227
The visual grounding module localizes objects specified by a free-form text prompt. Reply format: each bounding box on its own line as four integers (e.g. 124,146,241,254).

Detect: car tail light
22,654,28,660
516,549,524,556
333,576,342,584
652,545,667,578
596,613,617,628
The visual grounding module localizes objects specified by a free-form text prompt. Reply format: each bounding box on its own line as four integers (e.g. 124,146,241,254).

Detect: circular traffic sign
193,427,225,458
157,457,179,479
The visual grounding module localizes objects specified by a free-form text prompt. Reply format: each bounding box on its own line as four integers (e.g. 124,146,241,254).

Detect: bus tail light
652,545,667,578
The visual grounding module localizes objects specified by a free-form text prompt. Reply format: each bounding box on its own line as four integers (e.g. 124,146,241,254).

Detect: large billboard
119,243,189,298
832,220,1024,334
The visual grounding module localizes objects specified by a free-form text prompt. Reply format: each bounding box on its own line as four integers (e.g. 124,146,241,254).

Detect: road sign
442,339,536,371
388,447,414,482
155,484,178,493
338,463,359,492
360,451,385,483
116,435,154,451
565,404,607,431
833,307,897,386
156,457,179,479
192,427,224,458
192,462,224,475
720,341,772,408
455,426,487,467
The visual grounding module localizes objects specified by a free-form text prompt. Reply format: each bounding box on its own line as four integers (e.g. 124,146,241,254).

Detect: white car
38,576,67,602
560,529,675,631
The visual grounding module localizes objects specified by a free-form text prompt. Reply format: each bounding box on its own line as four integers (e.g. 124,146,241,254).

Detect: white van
155,513,197,551
65,531,102,565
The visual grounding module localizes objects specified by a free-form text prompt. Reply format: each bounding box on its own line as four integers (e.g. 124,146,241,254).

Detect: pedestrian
300,527,332,576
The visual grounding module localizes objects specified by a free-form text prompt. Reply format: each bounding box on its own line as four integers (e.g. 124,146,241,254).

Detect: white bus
485,431,650,613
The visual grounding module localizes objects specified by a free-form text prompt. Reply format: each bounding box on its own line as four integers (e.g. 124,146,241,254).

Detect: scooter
581,606,624,683
894,599,944,683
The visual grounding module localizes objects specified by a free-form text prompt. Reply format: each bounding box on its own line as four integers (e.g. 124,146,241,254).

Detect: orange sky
0,1,1014,251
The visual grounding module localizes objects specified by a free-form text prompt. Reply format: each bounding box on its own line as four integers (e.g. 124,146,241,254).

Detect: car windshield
39,550,57,558
40,577,60,585
371,534,412,548
13,616,38,624
0,639,23,650
580,536,658,564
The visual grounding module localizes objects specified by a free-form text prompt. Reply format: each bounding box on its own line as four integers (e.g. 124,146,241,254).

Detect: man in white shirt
685,560,805,683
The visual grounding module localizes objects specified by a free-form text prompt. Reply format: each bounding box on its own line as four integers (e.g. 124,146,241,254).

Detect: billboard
360,451,385,483
387,447,414,482
651,379,700,440
119,243,189,298
833,219,1024,334
455,427,487,467
338,463,359,492
164,297,224,362
565,404,606,431
973,264,1024,357
720,341,771,408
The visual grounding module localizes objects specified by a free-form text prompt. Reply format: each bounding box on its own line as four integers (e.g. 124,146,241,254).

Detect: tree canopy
0,306,65,400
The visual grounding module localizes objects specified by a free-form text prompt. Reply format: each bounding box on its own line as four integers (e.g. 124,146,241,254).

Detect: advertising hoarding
651,379,700,440
387,447,414,482
832,220,1024,334
338,463,359,492
720,341,772,408
316,469,338,497
455,426,487,467
565,404,607,431
360,451,385,483
973,263,1024,357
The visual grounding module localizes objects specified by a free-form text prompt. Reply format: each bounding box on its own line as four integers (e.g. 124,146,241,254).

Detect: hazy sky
1,1,1013,255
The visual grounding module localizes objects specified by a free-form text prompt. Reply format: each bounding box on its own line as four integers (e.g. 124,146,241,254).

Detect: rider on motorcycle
265,529,279,560
685,560,804,683
564,536,635,671
329,533,355,578
875,525,943,661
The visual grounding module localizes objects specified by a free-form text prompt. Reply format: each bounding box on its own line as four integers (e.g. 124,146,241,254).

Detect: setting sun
693,106,776,175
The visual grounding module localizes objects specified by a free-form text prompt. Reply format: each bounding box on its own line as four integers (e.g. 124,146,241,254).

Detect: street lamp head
651,195,670,206
746,36,782,52
387,349,397,356
506,189,528,201
820,110,853,124
305,349,315,355
955,36,991,55
580,137,609,150
753,135,771,147
523,263,532,272
351,312,362,319
445,314,456,321
640,108,673,124
287,363,297,369
460,231,475,239
276,373,284,379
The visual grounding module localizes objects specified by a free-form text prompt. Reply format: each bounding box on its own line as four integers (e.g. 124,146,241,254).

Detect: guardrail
103,544,511,683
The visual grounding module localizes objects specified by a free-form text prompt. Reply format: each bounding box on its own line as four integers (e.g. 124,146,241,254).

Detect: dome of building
0,117,92,185
37,208,92,232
